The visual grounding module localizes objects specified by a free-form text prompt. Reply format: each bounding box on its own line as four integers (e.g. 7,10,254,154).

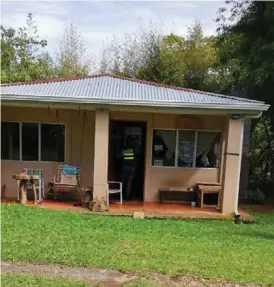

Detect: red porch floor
1,198,255,222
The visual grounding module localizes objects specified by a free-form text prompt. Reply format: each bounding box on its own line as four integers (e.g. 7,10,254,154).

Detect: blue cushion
62,165,77,175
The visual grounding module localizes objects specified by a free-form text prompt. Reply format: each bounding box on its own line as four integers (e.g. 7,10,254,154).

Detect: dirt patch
1,261,136,287
1,261,263,287
240,203,274,213
140,272,263,287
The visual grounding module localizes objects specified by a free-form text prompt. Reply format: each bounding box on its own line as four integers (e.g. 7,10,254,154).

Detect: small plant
249,188,266,204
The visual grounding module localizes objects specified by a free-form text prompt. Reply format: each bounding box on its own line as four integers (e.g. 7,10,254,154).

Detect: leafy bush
248,188,266,204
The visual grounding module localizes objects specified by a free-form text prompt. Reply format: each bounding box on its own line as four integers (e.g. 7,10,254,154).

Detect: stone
133,211,145,219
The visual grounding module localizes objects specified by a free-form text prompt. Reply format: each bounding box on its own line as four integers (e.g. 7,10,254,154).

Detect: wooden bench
159,187,195,203
196,182,222,209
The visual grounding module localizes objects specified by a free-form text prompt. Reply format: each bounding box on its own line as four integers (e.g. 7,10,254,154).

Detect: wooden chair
47,165,81,201
24,168,44,202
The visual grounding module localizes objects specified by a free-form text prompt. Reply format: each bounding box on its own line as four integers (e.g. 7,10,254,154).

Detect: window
177,131,195,167
151,130,176,167
41,124,65,162
22,123,39,161
1,122,65,162
195,132,221,168
1,122,20,160
151,129,221,168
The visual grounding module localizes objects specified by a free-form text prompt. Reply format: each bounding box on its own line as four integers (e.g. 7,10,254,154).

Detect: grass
1,273,99,287
2,204,274,285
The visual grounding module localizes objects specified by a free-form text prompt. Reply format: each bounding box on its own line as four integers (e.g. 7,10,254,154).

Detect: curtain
156,130,175,160
178,131,195,164
196,132,218,158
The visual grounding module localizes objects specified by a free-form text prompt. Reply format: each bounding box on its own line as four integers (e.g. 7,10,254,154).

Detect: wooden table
159,187,195,203
13,173,40,205
196,182,222,209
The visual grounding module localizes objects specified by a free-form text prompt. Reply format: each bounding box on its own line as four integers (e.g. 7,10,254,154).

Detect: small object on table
12,173,40,205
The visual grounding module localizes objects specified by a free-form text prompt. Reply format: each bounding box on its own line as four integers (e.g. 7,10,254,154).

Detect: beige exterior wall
109,112,226,203
1,106,95,199
1,105,242,214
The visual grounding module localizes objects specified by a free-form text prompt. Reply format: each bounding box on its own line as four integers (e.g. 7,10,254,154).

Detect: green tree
99,21,218,91
99,22,163,79
182,21,216,90
1,13,54,83
217,0,274,192
55,22,90,77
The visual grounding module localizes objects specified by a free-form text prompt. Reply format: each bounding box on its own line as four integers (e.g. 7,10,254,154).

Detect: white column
221,118,244,214
93,109,109,200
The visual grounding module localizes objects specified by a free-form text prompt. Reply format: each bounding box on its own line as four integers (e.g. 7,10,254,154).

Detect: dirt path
1,261,263,287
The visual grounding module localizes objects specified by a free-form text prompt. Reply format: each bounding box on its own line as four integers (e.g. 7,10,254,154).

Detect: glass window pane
1,122,20,160
41,124,65,162
195,132,221,168
22,123,38,161
152,130,176,167
177,130,195,167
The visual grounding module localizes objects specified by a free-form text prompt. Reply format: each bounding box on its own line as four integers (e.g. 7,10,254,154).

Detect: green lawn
1,273,98,287
1,204,274,285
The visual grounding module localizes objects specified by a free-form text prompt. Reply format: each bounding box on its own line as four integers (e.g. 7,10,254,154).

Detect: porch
1,198,255,222
2,105,242,214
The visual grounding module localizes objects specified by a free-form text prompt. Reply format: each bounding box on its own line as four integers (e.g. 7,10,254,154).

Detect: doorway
108,120,147,201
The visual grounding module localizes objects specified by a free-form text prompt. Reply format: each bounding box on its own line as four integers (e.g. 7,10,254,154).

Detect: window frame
151,128,222,169
1,121,66,163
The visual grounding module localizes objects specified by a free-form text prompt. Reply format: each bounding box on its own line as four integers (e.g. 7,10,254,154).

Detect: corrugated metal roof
0,74,269,111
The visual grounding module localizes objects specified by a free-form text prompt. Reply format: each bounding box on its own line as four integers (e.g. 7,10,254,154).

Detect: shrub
248,188,266,204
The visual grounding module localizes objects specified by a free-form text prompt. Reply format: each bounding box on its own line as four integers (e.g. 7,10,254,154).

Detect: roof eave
1,94,270,113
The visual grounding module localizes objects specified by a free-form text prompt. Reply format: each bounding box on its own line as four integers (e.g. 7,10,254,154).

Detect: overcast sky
1,1,226,62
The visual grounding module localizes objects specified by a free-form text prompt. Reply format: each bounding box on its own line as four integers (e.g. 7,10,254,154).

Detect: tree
182,21,216,90
1,13,54,83
55,23,90,77
98,22,163,79
216,0,274,193
99,20,218,91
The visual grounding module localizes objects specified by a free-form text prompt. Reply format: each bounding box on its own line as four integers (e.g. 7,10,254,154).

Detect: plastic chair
107,181,123,206
24,168,44,202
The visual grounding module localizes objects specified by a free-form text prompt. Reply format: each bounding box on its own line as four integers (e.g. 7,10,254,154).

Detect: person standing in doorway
121,135,140,200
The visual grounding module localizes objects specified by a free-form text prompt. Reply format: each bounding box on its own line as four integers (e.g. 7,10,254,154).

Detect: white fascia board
1,93,270,112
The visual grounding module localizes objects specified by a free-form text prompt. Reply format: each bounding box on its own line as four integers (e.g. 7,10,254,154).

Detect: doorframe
108,119,147,202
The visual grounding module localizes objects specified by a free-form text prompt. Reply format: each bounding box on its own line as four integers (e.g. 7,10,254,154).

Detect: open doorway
108,120,147,201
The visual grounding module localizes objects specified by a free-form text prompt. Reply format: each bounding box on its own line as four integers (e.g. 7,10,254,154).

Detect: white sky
1,1,226,63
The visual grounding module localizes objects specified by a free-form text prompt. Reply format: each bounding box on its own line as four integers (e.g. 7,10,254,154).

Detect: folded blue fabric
62,165,77,175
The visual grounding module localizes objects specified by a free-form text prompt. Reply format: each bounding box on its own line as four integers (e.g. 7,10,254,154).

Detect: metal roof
0,74,269,112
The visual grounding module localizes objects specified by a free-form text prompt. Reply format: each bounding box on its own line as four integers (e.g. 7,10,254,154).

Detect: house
1,74,269,213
